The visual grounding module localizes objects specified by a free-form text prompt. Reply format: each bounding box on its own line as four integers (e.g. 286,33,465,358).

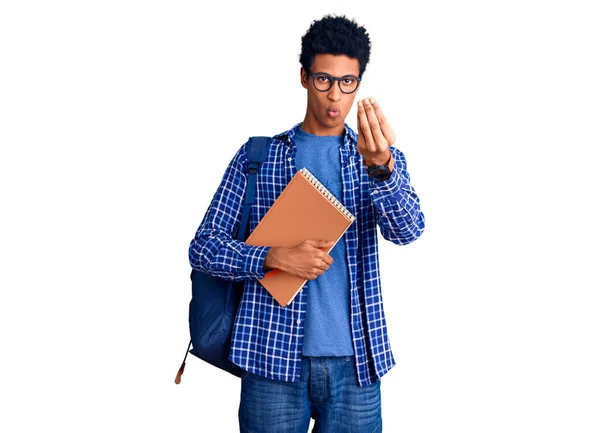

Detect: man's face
301,54,361,135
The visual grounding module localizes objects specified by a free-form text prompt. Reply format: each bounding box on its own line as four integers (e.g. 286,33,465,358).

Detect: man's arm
367,148,425,244
357,98,425,245
188,144,270,281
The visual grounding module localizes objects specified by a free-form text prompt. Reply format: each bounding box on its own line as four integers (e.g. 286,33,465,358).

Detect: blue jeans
239,356,382,433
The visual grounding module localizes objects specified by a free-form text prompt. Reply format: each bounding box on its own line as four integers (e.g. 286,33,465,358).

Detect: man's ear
300,67,309,89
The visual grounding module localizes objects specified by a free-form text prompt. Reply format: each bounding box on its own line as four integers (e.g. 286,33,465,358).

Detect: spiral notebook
245,168,356,307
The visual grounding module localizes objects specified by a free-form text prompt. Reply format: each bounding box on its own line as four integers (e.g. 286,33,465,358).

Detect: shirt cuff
368,164,404,204
242,245,271,279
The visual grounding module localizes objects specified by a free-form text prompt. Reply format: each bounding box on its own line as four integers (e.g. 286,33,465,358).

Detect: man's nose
327,82,342,101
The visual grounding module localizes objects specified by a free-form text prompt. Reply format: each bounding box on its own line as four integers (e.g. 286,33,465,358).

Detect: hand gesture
357,98,396,166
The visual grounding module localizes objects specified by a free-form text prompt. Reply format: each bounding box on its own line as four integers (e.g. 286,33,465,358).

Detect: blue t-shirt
294,127,354,356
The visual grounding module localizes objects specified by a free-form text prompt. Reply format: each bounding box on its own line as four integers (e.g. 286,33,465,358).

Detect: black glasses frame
310,72,361,94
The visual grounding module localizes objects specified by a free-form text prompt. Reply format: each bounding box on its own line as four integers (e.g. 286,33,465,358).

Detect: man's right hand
263,240,335,280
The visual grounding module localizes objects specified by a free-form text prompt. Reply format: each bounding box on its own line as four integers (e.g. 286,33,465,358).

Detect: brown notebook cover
245,168,356,307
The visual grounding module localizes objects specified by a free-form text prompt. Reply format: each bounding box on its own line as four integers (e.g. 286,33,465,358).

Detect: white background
1,1,599,432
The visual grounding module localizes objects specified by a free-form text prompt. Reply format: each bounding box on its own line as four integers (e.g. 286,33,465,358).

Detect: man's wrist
364,152,395,182
363,151,392,168
263,247,280,271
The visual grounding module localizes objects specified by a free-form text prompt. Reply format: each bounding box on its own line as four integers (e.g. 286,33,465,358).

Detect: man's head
300,15,371,79
299,15,371,135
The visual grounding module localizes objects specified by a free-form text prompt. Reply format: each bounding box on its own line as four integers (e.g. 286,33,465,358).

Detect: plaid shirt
189,123,425,386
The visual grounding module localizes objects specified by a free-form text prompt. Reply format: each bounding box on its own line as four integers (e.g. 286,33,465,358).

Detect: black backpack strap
236,136,272,241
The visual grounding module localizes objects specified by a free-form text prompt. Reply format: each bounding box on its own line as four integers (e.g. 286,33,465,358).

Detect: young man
189,15,425,433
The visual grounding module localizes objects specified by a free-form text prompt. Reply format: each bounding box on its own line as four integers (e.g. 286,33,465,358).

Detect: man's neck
300,118,344,137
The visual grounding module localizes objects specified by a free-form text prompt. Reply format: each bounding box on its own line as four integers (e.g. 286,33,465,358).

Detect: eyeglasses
310,72,361,94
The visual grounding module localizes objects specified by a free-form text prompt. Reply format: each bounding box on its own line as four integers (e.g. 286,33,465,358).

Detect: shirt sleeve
188,143,270,281
367,147,425,245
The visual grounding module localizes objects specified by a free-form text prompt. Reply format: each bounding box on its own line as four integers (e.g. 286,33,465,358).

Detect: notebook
245,168,356,307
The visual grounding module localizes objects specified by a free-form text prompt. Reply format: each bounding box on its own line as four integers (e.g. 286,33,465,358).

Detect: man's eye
342,78,356,85
317,75,331,83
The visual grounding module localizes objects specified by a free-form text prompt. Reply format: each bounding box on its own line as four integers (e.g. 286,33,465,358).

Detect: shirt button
288,157,292,162
299,288,303,293
373,190,379,195
296,320,301,325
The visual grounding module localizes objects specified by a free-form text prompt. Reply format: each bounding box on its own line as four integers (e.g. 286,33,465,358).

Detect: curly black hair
300,15,371,78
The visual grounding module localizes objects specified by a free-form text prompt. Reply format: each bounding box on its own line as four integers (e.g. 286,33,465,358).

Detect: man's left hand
357,98,396,167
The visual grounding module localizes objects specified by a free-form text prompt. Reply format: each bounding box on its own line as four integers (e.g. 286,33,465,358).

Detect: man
189,14,425,433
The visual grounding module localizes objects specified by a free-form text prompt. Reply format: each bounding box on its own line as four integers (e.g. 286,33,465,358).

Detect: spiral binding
300,168,356,222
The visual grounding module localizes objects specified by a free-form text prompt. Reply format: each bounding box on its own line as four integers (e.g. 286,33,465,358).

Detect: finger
315,248,334,263
364,98,388,153
307,269,323,279
370,98,395,146
318,259,331,271
313,255,331,269
322,254,334,266
357,99,376,152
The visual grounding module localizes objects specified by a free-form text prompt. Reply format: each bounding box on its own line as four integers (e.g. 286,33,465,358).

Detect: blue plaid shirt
189,123,425,386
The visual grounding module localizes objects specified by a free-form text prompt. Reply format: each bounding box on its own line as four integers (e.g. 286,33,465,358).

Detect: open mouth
327,109,340,118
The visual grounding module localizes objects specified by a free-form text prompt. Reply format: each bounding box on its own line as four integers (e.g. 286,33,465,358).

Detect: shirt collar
274,122,357,147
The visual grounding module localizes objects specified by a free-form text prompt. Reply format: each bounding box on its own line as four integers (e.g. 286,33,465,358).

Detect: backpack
175,136,272,384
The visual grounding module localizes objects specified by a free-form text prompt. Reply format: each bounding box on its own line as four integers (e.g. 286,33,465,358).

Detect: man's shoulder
271,123,302,143
234,124,300,154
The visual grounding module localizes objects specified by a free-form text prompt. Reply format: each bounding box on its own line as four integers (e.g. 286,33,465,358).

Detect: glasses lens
313,74,332,91
340,76,359,94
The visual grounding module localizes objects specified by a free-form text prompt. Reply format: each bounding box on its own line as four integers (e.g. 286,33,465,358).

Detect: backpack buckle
247,161,260,174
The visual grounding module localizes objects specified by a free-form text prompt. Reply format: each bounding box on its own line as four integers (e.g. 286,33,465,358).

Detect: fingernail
370,97,376,104
357,100,363,107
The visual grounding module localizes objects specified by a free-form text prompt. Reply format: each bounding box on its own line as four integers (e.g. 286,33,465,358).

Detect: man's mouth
327,108,340,118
